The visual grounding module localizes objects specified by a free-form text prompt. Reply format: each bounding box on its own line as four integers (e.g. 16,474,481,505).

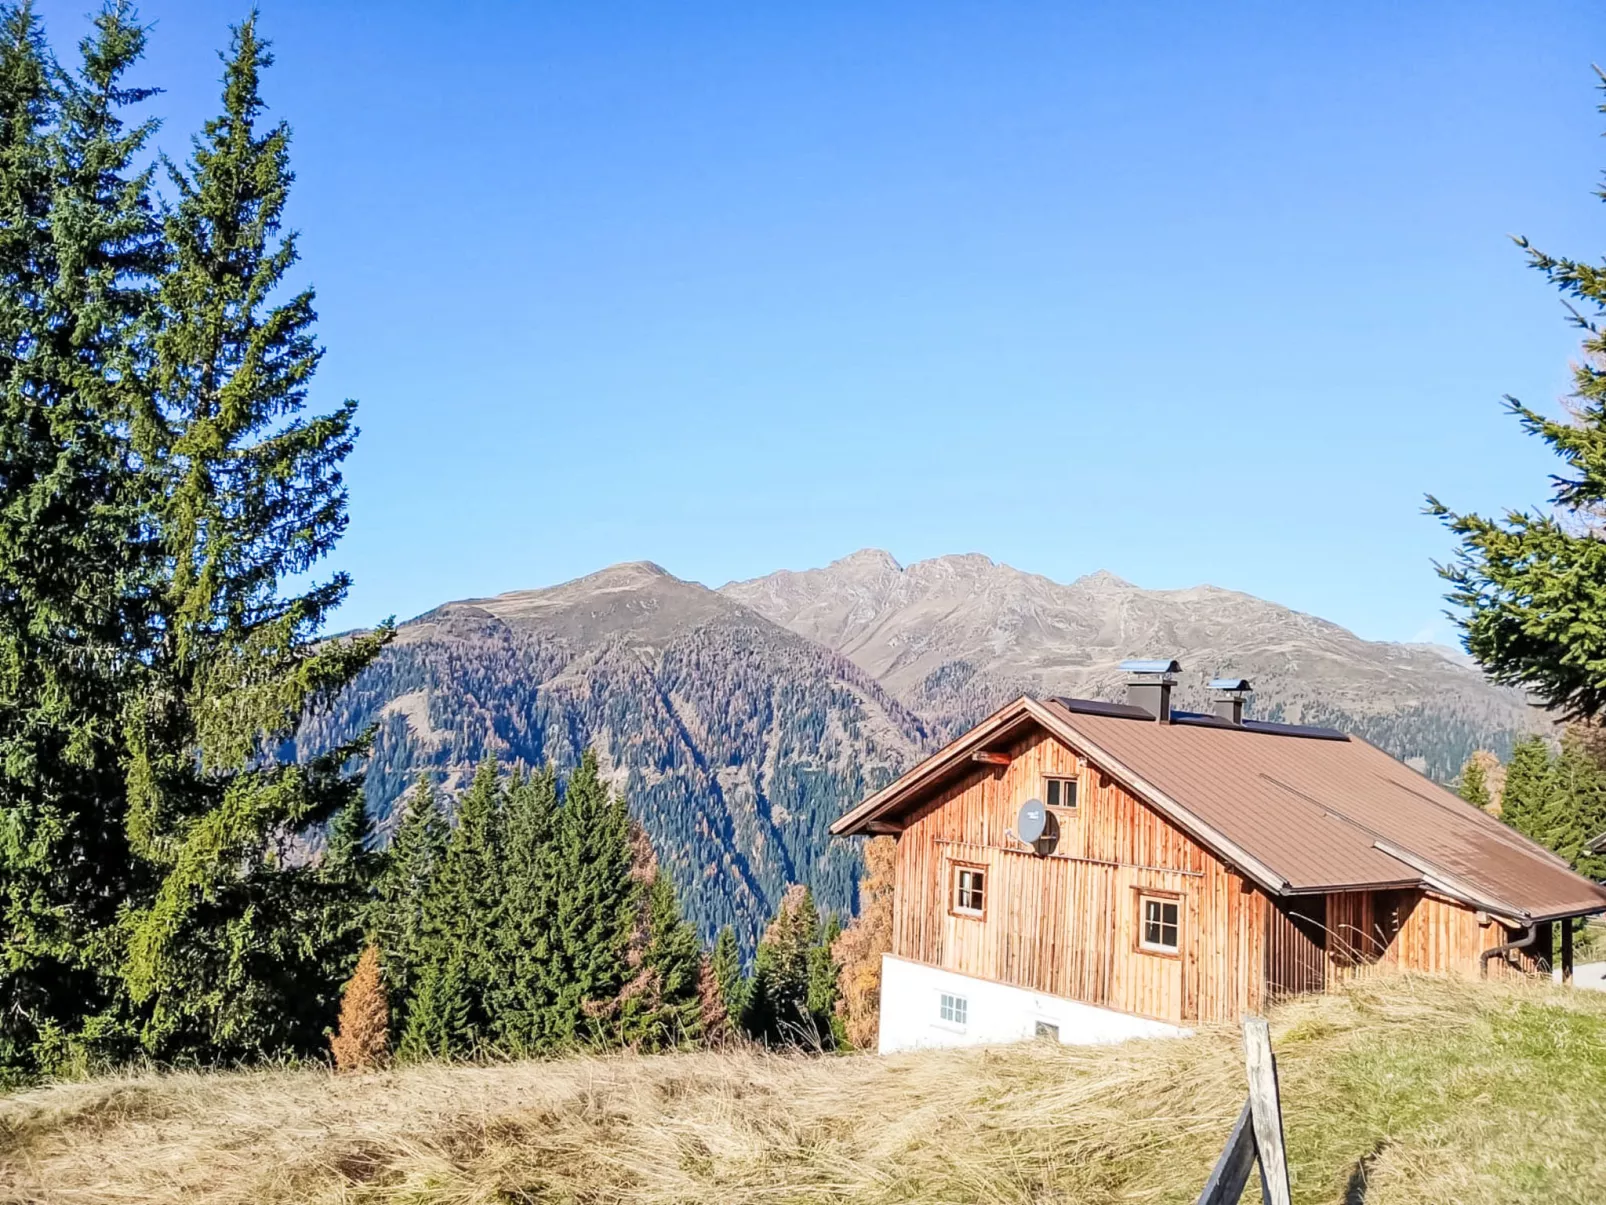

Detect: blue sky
35,0,1606,644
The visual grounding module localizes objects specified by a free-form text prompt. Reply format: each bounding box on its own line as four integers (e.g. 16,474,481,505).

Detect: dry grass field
3,973,1604,1205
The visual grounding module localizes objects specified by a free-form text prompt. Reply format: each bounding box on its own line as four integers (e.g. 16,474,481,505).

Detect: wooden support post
1242,1017,1292,1205
1195,1098,1266,1205
1562,919,1574,985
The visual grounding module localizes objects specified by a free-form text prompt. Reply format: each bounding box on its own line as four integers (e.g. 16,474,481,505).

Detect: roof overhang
1369,839,1531,925
832,695,1293,897
830,696,1042,837
1369,839,1606,925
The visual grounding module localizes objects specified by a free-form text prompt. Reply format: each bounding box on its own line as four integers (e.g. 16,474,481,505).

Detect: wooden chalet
832,664,1606,1053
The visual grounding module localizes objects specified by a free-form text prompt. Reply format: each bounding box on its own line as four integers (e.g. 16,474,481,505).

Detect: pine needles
331,946,391,1073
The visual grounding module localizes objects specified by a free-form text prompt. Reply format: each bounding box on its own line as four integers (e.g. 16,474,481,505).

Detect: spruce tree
398,944,472,1062
619,873,704,1050
745,885,822,1046
1458,755,1491,810
1430,74,1606,720
397,960,442,1061
546,750,637,1044
1563,726,1606,880
325,792,370,868
375,773,447,1025
409,757,503,1054
0,1,162,1078
120,15,389,1061
709,925,744,1026
1500,736,1554,843
1541,730,1606,880
489,765,558,1052
318,785,379,990
808,913,844,1047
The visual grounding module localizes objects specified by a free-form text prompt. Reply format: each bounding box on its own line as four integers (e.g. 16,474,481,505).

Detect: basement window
939,993,968,1026
1045,776,1078,811
1140,895,1181,953
951,865,986,918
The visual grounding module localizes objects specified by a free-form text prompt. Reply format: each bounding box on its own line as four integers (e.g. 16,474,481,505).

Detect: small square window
940,993,968,1025
1140,896,1180,952
1035,1021,1059,1041
952,866,985,917
1045,776,1078,811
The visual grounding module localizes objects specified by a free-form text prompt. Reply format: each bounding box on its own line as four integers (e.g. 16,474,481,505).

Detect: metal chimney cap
1120,658,1181,675
1209,677,1253,693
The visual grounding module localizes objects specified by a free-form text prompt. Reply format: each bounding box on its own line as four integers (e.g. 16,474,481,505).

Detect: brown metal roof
833,695,1606,923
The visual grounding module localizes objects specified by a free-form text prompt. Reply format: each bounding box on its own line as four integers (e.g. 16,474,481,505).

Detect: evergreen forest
0,3,862,1083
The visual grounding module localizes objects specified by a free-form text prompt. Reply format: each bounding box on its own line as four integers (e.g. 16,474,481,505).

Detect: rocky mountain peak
1073,568,1138,591
827,547,903,576
449,560,764,653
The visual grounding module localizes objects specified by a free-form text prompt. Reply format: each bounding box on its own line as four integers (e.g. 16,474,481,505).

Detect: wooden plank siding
1325,889,1548,982
1265,896,1329,998
888,725,1550,1027
890,728,1267,1025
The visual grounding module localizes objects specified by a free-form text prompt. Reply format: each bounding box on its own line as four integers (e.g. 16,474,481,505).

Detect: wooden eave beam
970,750,1011,766
828,696,1039,836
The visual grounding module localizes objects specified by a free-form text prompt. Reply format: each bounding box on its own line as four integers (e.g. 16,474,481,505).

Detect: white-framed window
1140,895,1181,953
1045,775,1078,811
951,864,985,918
939,992,968,1026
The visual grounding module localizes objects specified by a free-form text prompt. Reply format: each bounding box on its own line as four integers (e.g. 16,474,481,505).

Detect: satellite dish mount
1012,797,1055,854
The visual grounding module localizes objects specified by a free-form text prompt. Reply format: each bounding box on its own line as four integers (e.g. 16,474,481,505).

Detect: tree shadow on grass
1343,1139,1387,1205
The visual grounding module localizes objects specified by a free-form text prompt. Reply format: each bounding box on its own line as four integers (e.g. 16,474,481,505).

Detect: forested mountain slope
305,553,1536,946
298,563,927,946
722,549,1538,780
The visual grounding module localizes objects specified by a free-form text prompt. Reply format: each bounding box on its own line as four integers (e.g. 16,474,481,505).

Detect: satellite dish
1017,798,1047,845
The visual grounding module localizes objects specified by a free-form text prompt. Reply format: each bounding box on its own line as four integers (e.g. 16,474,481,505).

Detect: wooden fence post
1242,1017,1291,1205
1194,1098,1263,1205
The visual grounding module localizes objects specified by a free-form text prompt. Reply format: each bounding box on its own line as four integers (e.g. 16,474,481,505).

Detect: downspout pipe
1479,923,1539,977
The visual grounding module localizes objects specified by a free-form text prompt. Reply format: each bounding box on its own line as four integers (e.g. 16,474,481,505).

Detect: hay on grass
2,973,1603,1205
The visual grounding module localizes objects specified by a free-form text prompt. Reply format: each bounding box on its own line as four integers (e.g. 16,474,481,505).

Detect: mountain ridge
722,547,1467,667
720,547,1533,775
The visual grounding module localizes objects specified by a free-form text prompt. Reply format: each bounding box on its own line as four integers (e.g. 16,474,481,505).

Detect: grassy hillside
3,974,1603,1204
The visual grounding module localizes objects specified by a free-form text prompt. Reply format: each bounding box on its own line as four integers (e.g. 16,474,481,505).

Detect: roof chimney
1121,658,1179,723
1210,677,1253,725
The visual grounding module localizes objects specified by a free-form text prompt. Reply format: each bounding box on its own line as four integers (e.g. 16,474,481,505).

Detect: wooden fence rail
1196,1017,1292,1205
